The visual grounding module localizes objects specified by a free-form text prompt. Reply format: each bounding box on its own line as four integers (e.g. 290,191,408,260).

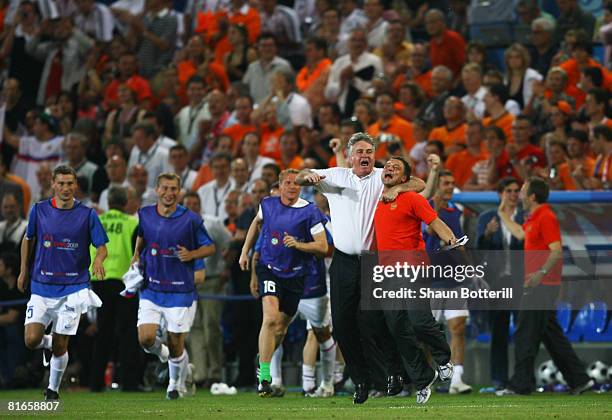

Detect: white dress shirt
98,179,130,212
367,18,389,49
313,167,383,255
128,142,172,189
197,178,236,220
462,86,487,119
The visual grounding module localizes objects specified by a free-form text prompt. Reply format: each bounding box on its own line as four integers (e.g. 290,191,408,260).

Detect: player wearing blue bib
133,173,215,400
239,169,328,397
18,165,109,401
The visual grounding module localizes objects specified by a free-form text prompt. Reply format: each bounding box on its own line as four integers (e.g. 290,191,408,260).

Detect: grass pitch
0,388,610,419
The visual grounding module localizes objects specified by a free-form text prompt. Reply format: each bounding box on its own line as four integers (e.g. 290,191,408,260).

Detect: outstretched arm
296,169,326,186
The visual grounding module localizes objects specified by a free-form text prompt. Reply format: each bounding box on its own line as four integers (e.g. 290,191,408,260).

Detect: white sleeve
257,204,263,220
324,60,342,101
312,168,347,188
100,6,115,42
310,222,324,236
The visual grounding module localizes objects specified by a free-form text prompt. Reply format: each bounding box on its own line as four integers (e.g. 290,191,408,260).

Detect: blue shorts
255,265,305,317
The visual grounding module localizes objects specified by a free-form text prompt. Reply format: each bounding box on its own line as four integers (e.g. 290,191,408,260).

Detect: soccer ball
587,361,609,384
555,370,566,385
536,360,558,386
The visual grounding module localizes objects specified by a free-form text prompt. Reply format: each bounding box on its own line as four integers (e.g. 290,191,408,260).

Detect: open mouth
360,158,370,167
383,173,393,180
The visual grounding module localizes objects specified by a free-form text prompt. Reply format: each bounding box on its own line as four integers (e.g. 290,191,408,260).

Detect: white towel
121,263,144,298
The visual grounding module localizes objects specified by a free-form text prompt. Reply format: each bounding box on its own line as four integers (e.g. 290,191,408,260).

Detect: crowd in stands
0,0,611,390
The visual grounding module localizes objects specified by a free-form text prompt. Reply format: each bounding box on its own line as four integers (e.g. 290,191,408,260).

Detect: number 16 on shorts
264,280,276,294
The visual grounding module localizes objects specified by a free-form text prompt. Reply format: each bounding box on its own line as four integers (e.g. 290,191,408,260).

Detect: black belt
334,249,361,261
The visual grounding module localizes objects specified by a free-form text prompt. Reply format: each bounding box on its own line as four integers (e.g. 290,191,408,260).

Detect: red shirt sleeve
539,211,561,248
408,193,438,225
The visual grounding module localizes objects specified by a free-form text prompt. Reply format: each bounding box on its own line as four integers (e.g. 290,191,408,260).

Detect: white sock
333,361,345,385
451,364,464,385
36,335,52,350
302,364,316,391
319,338,336,386
168,352,186,392
270,346,283,386
143,337,168,361
178,350,190,390
49,352,68,392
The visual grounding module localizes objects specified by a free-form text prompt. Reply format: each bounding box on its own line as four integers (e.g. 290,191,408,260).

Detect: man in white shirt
231,158,250,192
128,123,172,189
142,112,178,151
127,164,156,207
461,63,487,119
59,132,99,196
363,0,388,49
296,133,425,404
175,76,210,152
74,0,114,42
325,29,383,117
339,0,367,38
197,152,235,220
270,67,312,130
169,144,197,192
241,133,275,184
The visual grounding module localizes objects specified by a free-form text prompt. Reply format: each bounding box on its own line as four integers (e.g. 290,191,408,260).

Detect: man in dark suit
476,177,524,389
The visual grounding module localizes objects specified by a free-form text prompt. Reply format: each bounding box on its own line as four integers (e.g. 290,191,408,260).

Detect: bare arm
17,237,34,292
420,154,441,199
428,218,457,245
177,243,216,261
497,200,525,241
296,169,326,186
239,215,262,270
131,235,144,264
92,245,108,280
283,230,328,257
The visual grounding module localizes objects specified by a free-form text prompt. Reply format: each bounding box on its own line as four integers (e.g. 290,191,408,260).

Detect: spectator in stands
395,81,426,122
222,95,256,154
516,0,556,29
127,0,177,79
4,112,64,201
585,88,612,132
26,17,94,106
418,65,453,127
197,152,235,220
103,52,152,110
537,137,568,184
325,28,383,118
363,0,388,50
557,130,595,190
175,76,210,152
170,144,198,192
1,1,44,105
338,0,367,38
472,126,508,191
127,163,156,206
373,22,412,86
408,118,433,178
140,111,177,150
465,41,495,74
425,9,465,77
0,165,23,222
546,101,573,143
315,7,347,60
461,63,487,120
556,0,596,41
179,35,229,93
297,37,332,112
261,162,280,187
528,17,559,78
183,192,232,389
74,0,115,42
504,43,543,110
352,98,376,130
223,189,241,233
0,252,26,388
128,123,171,189
0,193,27,252
230,158,250,192
60,132,99,197
483,83,515,143
243,33,292,105
103,84,146,144
193,90,231,161
429,96,467,154
98,154,129,212
580,66,605,94
269,67,312,130
506,116,547,181
393,43,432,98
445,121,488,189
224,24,258,83
366,91,414,159
33,163,53,203
589,125,612,189
278,130,305,170
476,176,524,391
259,0,302,60
240,132,275,183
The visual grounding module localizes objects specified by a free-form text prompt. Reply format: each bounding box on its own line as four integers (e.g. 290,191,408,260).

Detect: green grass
0,389,610,419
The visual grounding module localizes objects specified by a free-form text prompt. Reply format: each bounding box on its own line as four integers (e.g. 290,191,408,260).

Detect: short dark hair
426,140,445,155
183,191,201,204
340,118,363,133
582,66,603,87
262,162,281,176
210,151,232,165
488,83,509,105
257,32,276,44
156,172,181,188
52,165,77,181
593,124,612,142
170,144,188,154
485,125,507,142
497,177,520,193
107,186,128,209
572,39,593,55
307,36,328,53
587,87,608,106
568,129,589,144
131,122,157,138
186,75,205,88
526,177,549,204
389,156,412,179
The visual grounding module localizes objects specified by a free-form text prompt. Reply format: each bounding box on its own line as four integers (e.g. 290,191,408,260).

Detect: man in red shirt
425,9,466,77
496,177,593,396
372,156,457,404
104,53,152,110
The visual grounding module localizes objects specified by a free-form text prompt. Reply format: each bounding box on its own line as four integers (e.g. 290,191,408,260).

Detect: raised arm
497,198,525,241
419,154,441,199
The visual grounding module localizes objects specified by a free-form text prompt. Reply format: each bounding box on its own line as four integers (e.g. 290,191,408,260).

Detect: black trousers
329,250,371,386
508,285,590,394
489,310,516,386
90,280,142,391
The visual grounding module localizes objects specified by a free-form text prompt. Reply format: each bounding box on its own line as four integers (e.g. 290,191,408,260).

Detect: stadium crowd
0,0,611,396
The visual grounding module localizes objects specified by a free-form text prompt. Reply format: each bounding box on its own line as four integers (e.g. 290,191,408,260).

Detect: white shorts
24,288,102,336
431,286,469,322
137,299,197,333
296,295,331,330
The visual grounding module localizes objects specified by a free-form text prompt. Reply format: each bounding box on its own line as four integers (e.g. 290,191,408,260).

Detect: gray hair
432,65,453,81
66,132,88,149
272,67,296,90
532,17,555,32
348,133,375,156
107,186,128,209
